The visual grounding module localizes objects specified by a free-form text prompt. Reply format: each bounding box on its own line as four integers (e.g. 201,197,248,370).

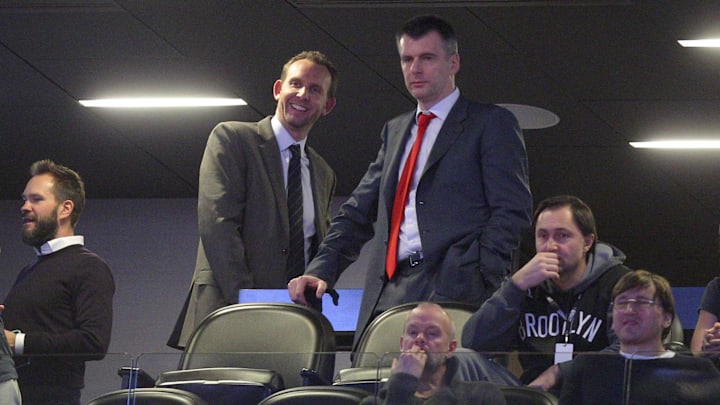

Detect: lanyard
546,293,583,343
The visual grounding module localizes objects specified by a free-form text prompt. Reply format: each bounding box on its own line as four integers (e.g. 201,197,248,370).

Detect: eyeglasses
611,298,658,311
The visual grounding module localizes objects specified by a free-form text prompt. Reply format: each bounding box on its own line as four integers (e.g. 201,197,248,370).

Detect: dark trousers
374,260,431,317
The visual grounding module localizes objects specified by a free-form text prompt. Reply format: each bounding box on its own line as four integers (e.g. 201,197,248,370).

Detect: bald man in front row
361,302,506,405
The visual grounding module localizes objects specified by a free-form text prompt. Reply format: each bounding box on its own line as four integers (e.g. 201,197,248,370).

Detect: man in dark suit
289,15,532,347
168,50,338,349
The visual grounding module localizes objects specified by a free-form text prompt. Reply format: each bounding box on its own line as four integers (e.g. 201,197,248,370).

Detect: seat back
353,301,477,368
156,367,283,405
257,386,369,405
663,313,687,351
86,388,209,405
499,386,559,405
179,303,336,388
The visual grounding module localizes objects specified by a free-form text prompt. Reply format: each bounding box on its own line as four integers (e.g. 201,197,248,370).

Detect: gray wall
0,197,366,402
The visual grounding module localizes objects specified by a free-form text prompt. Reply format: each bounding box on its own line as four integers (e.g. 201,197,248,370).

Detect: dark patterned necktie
286,144,305,281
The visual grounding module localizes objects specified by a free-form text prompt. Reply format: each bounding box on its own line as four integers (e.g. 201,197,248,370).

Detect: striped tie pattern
286,144,305,281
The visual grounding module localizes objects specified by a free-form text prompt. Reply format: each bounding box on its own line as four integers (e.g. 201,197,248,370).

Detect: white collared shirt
34,235,85,256
619,350,676,360
397,89,461,260
272,116,316,267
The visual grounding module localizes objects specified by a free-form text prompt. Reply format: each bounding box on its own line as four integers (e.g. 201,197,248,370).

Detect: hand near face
703,322,720,355
511,252,560,291
392,343,427,378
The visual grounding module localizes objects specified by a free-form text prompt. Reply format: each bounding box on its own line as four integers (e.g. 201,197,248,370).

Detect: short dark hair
396,14,458,56
280,50,339,99
533,195,597,252
612,270,675,339
30,159,85,227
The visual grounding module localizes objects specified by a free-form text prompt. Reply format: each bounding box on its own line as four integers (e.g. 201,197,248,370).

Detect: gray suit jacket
305,97,532,348
168,116,335,349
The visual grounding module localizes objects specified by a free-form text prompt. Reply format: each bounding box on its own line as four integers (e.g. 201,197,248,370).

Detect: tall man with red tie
289,14,532,347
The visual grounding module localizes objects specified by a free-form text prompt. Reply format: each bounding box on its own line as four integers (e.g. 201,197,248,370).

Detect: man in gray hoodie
461,195,631,393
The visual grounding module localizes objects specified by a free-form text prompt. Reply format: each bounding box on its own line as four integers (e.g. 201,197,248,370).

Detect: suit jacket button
281,248,288,254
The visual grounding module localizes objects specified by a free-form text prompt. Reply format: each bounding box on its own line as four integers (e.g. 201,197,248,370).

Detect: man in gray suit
168,51,338,349
289,15,532,348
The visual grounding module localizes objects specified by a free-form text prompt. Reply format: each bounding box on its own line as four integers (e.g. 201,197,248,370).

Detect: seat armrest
157,367,284,391
118,367,156,389
335,367,391,383
301,367,331,386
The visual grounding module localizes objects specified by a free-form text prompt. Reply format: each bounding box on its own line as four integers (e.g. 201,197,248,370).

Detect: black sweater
3,245,114,388
360,357,506,405
560,353,720,405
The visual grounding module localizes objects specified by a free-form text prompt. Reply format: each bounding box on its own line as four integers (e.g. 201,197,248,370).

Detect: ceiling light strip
629,140,720,149
79,98,247,108
678,38,720,48
678,39,720,48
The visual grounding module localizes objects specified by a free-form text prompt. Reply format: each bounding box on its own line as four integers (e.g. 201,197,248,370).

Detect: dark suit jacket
168,116,336,349
305,96,532,347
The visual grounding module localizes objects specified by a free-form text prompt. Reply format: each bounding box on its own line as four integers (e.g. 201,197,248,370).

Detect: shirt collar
271,115,307,153
35,235,84,256
416,88,460,122
619,349,675,360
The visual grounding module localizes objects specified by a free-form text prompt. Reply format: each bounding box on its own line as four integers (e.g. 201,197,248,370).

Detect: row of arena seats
87,385,558,405
88,300,688,404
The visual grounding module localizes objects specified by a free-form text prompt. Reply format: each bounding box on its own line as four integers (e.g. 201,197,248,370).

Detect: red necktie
385,112,436,280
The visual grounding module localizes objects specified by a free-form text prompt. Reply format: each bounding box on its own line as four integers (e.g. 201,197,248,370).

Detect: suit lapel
307,147,330,258
382,100,469,213
307,148,326,224
422,97,468,176
383,111,415,215
257,117,289,231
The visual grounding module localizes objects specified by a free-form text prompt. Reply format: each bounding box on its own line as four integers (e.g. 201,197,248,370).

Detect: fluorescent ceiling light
677,39,720,48
79,97,247,108
629,140,720,149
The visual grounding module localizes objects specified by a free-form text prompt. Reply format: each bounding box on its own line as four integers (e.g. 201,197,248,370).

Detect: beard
423,351,449,372
22,209,59,247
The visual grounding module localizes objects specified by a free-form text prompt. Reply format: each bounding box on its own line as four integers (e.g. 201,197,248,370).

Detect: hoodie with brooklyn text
461,242,631,384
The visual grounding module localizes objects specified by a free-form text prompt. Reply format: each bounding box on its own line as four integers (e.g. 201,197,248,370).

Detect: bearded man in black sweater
3,160,114,405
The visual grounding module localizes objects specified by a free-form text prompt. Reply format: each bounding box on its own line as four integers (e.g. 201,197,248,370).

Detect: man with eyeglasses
559,270,720,404
461,195,631,393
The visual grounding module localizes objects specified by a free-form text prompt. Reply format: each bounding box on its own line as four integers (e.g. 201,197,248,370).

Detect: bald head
400,302,458,371
406,302,456,339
